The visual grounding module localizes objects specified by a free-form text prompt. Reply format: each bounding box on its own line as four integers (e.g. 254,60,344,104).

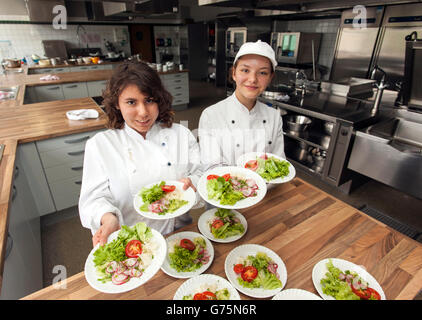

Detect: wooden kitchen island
22,178,422,300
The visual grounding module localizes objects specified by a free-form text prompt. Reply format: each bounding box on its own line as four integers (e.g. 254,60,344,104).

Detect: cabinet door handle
47,86,60,90
65,84,78,88
67,150,85,156
14,166,19,179
175,93,182,96
174,80,181,83
5,232,13,260
71,166,83,171
64,136,90,144
12,185,17,202
174,86,182,89
74,181,82,185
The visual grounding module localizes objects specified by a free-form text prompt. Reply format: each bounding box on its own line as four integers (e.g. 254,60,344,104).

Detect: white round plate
312,258,386,300
161,231,214,279
197,166,267,209
224,244,287,298
272,288,322,300
197,208,247,243
173,274,241,300
133,180,196,220
84,227,167,294
236,152,296,184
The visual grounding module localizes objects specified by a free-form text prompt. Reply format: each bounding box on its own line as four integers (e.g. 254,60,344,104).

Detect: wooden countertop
22,178,422,300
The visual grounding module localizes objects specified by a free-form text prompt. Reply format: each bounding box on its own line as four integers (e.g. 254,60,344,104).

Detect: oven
226,27,247,58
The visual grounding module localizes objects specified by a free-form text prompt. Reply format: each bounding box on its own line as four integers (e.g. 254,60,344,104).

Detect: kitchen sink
0,86,19,101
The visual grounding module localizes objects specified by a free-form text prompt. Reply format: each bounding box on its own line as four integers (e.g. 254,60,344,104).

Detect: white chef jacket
198,93,285,171
79,122,201,236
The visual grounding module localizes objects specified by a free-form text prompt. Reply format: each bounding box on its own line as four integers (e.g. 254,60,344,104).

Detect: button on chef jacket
79,122,201,236
198,93,286,171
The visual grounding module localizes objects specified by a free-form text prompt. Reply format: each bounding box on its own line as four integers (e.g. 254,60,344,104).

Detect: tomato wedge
193,293,206,300
241,266,258,282
161,185,176,193
207,174,220,180
245,160,258,170
211,219,224,229
222,173,231,181
180,238,195,251
202,291,217,300
125,239,143,258
352,286,381,300
233,264,245,274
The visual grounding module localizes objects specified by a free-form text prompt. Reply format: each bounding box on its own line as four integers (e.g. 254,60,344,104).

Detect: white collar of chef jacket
230,92,259,116
123,122,160,141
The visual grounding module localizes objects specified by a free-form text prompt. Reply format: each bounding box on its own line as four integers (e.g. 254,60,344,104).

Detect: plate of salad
271,288,322,300
197,166,267,209
312,258,386,300
161,231,214,279
173,274,241,300
84,222,166,294
224,244,287,298
236,152,295,184
197,208,247,243
133,180,196,220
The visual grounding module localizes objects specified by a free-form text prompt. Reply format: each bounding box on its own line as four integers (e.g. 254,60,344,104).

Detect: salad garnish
206,173,258,205
139,181,188,214
320,259,381,300
92,222,157,285
183,285,230,300
245,154,290,182
209,208,245,239
233,252,282,290
168,237,210,272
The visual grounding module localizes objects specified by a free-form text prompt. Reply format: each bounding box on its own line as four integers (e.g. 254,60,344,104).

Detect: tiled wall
0,23,131,60
274,18,341,79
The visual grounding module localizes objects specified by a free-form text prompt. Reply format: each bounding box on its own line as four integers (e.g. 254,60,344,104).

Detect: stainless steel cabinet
161,73,189,108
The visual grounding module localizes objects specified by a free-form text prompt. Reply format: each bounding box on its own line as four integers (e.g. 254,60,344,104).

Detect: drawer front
172,95,189,105
98,64,113,70
49,176,83,211
44,160,84,184
39,145,86,168
70,66,91,72
86,80,108,97
33,84,64,102
163,77,188,88
53,68,69,73
62,82,89,100
36,130,100,153
161,73,188,82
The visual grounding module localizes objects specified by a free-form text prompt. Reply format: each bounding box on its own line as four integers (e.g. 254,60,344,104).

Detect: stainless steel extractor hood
102,0,179,18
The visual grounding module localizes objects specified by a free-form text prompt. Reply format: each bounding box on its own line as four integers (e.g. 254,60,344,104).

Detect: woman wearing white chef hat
79,61,201,247
198,40,286,171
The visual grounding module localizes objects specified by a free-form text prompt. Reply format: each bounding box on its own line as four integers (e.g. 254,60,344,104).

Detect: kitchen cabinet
33,84,64,102
86,80,108,97
160,72,189,108
0,147,43,300
62,82,89,100
35,129,103,212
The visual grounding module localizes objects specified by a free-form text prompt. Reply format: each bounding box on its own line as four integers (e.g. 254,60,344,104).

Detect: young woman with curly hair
79,61,201,246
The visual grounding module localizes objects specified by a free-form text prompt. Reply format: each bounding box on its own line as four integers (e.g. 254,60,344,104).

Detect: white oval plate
272,288,322,300
134,180,196,220
236,152,296,184
197,166,267,209
312,258,386,300
161,231,214,279
84,227,167,294
224,244,287,298
197,208,247,243
173,274,241,300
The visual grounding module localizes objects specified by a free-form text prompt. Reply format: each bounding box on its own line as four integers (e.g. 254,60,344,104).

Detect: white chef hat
234,40,277,71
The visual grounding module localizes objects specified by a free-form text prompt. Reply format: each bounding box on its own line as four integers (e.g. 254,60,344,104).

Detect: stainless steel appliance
270,32,321,65
330,6,384,81
402,40,422,110
226,27,247,57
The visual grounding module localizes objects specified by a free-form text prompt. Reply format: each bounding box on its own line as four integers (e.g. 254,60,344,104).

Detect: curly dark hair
102,61,174,129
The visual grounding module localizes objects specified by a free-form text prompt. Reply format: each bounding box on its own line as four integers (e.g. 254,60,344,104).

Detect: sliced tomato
233,264,245,274
125,239,143,258
245,160,258,170
241,266,258,282
222,173,231,181
180,238,195,251
211,219,224,229
351,286,381,300
207,174,220,180
260,154,268,160
202,291,217,300
193,293,206,300
161,184,176,193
